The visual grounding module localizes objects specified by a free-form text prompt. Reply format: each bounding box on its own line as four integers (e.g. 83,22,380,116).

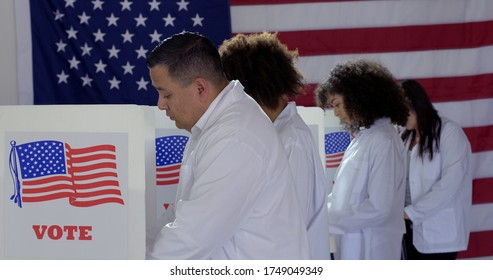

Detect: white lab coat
328,118,406,260
274,102,330,260
404,117,472,253
147,81,310,260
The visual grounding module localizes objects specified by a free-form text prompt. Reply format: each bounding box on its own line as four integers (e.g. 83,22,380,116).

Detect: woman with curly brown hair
220,32,330,259
316,58,409,259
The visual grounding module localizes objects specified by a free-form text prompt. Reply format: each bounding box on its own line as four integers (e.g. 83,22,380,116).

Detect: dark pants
402,219,458,260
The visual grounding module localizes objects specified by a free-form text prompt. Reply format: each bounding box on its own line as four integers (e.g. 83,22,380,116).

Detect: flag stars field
93,28,105,42
92,0,104,10
108,45,120,59
149,0,161,11
65,0,76,8
68,56,81,69
94,60,107,73
136,77,149,91
66,26,78,39
80,43,93,56
78,12,90,25
56,40,67,52
163,14,175,26
57,71,69,84
120,0,133,11
135,13,147,27
121,30,135,43
109,76,121,90
81,74,93,87
122,62,135,75
177,0,189,11
135,45,147,59
149,30,162,43
106,13,119,26
54,10,64,21
191,14,204,26
27,0,232,104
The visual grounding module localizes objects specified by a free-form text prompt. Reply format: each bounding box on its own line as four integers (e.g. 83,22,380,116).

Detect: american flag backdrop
15,0,493,259
9,140,124,208
22,0,231,104
155,135,189,186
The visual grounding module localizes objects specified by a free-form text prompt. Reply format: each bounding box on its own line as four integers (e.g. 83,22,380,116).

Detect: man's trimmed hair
147,31,225,87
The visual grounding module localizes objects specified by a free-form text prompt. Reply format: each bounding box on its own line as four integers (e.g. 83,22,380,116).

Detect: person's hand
404,212,409,220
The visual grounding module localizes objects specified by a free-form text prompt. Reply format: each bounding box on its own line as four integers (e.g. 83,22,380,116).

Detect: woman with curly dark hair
315,58,408,259
220,32,330,259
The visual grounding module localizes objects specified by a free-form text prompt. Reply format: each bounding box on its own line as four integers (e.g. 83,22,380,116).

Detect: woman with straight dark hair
401,79,472,260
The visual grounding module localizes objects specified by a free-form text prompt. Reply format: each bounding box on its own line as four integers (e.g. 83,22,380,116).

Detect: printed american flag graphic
9,140,124,208
27,0,231,104
325,131,351,169
155,135,189,186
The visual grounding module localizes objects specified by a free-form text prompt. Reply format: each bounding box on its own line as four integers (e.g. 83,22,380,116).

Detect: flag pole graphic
9,140,23,208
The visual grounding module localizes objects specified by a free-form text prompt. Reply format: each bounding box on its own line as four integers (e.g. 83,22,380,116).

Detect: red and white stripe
156,163,181,186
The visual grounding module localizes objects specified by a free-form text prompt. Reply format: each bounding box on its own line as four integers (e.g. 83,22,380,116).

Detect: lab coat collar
273,101,297,129
371,117,392,128
190,80,243,140
356,117,391,137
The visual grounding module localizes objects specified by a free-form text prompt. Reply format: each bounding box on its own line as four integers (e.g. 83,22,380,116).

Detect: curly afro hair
316,58,409,130
219,32,305,110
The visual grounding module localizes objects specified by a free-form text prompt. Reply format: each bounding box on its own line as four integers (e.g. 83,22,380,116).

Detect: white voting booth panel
146,107,190,233
296,106,325,165
146,106,326,233
323,109,350,194
0,105,154,259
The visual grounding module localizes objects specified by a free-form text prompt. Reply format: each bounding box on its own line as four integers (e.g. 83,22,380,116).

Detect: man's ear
194,77,209,102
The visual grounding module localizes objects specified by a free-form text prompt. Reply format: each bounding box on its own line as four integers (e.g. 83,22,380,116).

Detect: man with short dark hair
146,32,309,260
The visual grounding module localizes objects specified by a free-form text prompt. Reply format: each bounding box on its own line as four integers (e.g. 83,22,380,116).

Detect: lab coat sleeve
146,205,175,252
287,139,330,259
286,140,314,219
405,124,472,225
148,135,269,259
329,137,402,233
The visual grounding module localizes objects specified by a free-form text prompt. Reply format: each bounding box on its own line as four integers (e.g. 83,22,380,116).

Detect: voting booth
323,109,351,194
0,105,154,259
145,107,190,234
1,104,345,259
297,106,326,165
146,106,327,237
